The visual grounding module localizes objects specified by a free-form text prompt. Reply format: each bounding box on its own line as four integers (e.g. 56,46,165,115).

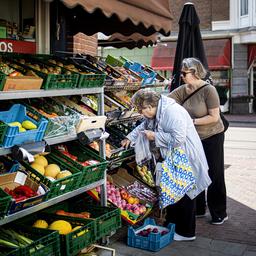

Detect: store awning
47,0,172,37
98,33,158,49
151,38,231,71
248,44,256,68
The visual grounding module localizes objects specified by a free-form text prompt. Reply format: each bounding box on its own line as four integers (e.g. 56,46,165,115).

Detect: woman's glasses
180,71,192,77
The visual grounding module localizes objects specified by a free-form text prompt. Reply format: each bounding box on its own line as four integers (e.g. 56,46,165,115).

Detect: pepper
13,185,37,197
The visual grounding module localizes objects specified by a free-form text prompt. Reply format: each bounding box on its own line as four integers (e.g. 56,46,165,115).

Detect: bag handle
182,84,209,105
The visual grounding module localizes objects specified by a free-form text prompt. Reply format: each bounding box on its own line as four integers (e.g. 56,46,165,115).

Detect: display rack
0,179,104,225
104,83,167,92
0,86,107,224
0,87,103,100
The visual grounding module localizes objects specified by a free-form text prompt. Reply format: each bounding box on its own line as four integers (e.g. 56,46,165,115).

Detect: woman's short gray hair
181,58,207,79
131,89,161,109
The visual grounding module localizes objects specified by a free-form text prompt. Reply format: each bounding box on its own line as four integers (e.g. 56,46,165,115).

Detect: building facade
155,0,256,114
102,0,256,114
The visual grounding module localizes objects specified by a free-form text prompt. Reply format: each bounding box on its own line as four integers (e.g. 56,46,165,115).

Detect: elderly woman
169,58,227,225
122,89,211,241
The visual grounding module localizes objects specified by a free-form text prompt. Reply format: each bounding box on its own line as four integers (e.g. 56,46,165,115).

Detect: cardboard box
0,171,48,213
3,76,43,91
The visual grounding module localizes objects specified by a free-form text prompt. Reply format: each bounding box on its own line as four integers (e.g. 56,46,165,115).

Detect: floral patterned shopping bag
159,147,197,208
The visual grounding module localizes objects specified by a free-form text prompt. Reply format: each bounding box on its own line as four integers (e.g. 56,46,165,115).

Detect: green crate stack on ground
0,188,12,219
20,153,82,200
18,212,96,256
52,141,108,187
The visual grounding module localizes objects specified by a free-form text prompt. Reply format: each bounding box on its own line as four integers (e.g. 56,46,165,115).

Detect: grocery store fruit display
126,181,157,203
96,181,147,215
32,218,89,237
8,120,38,133
30,155,72,181
137,227,169,237
89,141,113,158
136,165,155,187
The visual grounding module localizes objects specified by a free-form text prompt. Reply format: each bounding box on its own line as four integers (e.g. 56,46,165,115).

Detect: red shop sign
0,39,36,54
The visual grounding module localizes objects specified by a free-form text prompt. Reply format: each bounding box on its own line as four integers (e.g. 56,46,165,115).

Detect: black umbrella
170,3,212,91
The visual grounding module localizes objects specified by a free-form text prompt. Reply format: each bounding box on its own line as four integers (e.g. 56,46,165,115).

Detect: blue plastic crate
0,104,48,148
140,71,157,86
123,60,157,85
127,218,175,252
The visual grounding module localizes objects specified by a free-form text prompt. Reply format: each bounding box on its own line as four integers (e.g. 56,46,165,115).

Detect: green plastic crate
10,57,79,90
19,227,60,256
0,248,19,256
0,120,8,145
19,213,96,256
105,55,124,67
33,55,106,88
52,141,108,187
0,70,6,91
21,153,82,200
0,188,12,219
77,73,106,88
72,201,121,239
44,200,122,240
0,226,60,256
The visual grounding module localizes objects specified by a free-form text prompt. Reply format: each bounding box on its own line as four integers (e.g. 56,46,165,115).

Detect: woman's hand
121,138,131,149
144,130,155,141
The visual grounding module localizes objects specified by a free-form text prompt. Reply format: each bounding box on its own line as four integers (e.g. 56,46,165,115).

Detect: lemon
30,163,45,175
22,120,37,130
32,219,48,229
34,155,48,168
19,127,26,133
8,122,22,128
45,164,61,178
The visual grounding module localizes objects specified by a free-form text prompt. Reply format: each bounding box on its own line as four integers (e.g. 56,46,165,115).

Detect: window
240,0,248,16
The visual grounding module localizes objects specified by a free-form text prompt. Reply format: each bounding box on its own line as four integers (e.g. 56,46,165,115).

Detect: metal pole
97,88,107,207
